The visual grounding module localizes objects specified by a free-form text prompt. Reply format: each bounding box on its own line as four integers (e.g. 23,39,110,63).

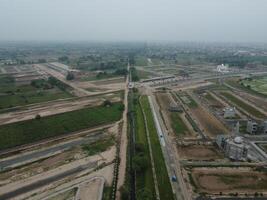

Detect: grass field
140,96,174,200
134,95,156,199
241,76,267,96
0,75,72,109
220,91,265,118
0,102,123,150
135,56,148,66
170,112,189,136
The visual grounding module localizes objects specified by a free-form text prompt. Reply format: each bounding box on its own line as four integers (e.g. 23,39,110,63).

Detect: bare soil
190,167,267,194
191,106,228,137
177,145,223,160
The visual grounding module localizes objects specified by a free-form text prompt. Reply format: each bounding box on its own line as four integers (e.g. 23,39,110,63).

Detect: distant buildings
217,64,229,73
246,120,267,135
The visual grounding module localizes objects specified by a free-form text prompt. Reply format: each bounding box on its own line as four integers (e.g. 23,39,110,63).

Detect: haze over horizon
1,0,267,43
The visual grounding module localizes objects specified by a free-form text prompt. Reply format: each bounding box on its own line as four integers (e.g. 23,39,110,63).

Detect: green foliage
140,96,174,200
136,189,153,200
130,67,140,82
82,136,115,156
0,102,123,150
66,72,75,80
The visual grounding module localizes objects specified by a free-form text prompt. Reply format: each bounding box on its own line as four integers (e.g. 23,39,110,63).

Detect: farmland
0,75,72,110
0,102,123,150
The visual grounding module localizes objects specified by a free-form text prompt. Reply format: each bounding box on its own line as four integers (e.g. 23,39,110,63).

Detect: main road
148,94,190,200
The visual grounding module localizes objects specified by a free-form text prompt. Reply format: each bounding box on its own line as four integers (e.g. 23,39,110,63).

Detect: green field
220,92,265,119
134,96,156,199
0,102,123,150
0,76,72,109
170,112,189,136
140,96,174,200
135,56,148,66
241,76,267,95
135,69,153,79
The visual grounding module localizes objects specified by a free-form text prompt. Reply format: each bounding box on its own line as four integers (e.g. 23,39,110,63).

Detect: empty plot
189,168,267,194
177,145,223,160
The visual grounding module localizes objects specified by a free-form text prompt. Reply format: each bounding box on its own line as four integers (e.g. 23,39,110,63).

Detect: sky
1,0,267,43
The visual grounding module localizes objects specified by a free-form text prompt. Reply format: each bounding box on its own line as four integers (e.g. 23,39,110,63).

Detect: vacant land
241,76,267,96
258,144,267,153
82,135,115,156
0,102,123,150
189,167,267,194
191,106,228,137
220,91,265,119
177,92,198,108
140,96,174,200
177,145,223,160
156,93,190,137
0,75,72,109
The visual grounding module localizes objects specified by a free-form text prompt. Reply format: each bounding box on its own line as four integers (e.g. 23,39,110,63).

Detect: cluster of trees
130,67,140,82
30,79,53,90
66,72,75,80
58,56,69,63
47,76,69,91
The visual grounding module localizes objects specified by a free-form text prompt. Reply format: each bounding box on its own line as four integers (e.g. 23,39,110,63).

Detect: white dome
234,136,243,144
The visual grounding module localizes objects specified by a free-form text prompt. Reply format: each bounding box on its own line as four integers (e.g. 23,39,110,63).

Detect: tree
132,154,148,172
35,114,41,120
66,72,75,80
136,189,153,200
103,100,112,107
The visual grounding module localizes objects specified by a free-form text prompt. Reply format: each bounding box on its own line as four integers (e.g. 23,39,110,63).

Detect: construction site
0,42,267,200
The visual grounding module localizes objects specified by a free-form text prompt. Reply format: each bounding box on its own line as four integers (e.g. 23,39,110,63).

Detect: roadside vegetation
134,93,156,199
220,91,265,118
82,135,115,156
0,75,72,110
140,96,174,200
0,102,124,150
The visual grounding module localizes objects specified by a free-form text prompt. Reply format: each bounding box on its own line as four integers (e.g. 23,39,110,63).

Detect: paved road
0,162,97,200
0,131,103,171
148,95,189,200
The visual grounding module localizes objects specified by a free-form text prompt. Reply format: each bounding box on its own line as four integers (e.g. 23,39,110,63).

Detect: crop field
140,96,174,200
134,95,156,199
241,76,267,95
177,145,223,161
0,75,72,109
0,102,123,150
220,91,265,119
188,167,267,194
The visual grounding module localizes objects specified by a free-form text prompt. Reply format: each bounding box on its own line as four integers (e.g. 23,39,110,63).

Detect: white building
216,135,249,161
246,120,258,134
217,64,229,73
223,107,236,118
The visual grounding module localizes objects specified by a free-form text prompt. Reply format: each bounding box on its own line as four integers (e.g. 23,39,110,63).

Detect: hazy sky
1,0,267,42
